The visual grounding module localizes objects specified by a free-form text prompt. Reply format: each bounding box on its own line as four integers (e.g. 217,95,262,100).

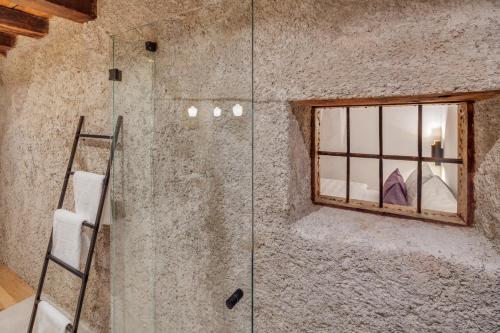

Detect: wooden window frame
296,90,500,226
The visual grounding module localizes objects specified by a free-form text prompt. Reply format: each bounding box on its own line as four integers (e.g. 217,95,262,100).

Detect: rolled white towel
36,301,71,333
52,209,85,269
73,171,112,225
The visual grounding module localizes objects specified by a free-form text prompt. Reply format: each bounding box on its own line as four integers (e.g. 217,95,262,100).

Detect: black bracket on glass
226,289,244,309
145,41,157,52
109,68,122,81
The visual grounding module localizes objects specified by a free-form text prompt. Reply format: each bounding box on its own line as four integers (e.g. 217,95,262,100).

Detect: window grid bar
346,107,350,203
379,106,383,208
311,106,317,202
317,151,463,164
417,104,423,213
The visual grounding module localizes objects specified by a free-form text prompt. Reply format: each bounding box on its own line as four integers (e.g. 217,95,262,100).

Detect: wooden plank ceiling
0,0,96,56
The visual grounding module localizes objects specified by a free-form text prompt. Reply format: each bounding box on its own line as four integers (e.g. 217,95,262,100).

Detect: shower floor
0,264,33,311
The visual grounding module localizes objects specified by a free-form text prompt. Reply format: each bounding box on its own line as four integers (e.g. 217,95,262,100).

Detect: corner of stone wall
288,103,319,223
474,96,500,251
0,67,8,266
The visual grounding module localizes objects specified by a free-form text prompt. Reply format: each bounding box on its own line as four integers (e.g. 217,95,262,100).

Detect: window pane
350,158,379,203
422,163,458,213
422,104,459,158
351,106,379,154
319,155,346,199
318,107,347,152
383,160,417,210
383,105,418,156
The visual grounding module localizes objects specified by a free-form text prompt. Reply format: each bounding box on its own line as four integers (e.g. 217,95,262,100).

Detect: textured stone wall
0,16,114,333
0,0,499,332
475,96,500,247
252,0,500,332
0,1,227,331
254,101,500,332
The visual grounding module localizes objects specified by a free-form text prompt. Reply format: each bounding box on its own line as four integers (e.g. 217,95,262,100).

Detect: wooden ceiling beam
0,5,48,38
0,0,50,18
8,0,96,23
0,31,16,49
0,45,11,53
0,32,15,54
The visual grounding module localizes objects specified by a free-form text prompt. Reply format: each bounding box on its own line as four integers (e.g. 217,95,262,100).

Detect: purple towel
383,169,408,205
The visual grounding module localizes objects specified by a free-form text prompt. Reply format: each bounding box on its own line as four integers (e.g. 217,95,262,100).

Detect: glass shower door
111,29,156,333
111,1,253,332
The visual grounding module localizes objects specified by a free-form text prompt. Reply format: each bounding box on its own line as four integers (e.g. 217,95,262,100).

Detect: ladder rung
79,134,113,139
82,221,96,230
48,255,84,279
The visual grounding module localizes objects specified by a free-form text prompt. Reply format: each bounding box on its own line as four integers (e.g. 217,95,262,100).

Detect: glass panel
422,104,459,158
350,158,379,203
319,156,346,199
422,163,458,213
383,105,418,156
111,32,156,333
112,2,253,332
383,160,417,210
351,106,379,154
318,107,347,152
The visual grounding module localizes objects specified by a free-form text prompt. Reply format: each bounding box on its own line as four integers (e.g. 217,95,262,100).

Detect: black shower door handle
226,289,244,309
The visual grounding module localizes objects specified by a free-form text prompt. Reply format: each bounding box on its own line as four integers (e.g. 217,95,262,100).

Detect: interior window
310,97,474,225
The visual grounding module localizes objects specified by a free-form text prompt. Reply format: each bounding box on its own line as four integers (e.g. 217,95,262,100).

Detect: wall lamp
431,127,444,165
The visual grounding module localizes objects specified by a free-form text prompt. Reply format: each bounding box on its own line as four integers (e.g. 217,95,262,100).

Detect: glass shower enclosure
111,2,253,332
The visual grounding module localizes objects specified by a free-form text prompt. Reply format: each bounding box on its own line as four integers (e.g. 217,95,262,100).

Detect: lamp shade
213,107,222,117
188,106,198,118
232,104,243,117
431,127,442,141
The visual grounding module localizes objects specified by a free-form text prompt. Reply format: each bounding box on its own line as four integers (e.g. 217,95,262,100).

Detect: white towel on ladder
73,171,112,225
36,301,71,333
52,209,85,269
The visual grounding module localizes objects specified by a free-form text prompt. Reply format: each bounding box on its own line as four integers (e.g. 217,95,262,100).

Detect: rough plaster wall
147,4,253,332
254,0,500,101
0,1,233,332
0,73,7,264
0,18,113,332
254,101,500,332
257,207,500,333
0,1,499,333
475,96,500,248
253,0,500,332
152,99,252,333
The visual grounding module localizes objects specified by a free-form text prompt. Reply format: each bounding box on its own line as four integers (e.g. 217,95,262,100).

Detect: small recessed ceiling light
213,107,222,117
232,104,243,117
188,106,198,118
